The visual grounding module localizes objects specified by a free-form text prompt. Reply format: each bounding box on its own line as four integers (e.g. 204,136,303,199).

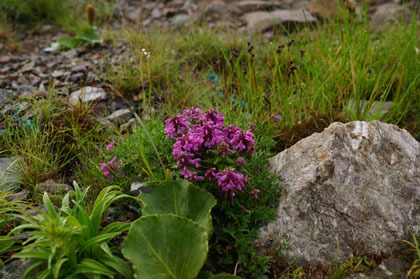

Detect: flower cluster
99,137,125,180
99,156,123,180
165,108,258,200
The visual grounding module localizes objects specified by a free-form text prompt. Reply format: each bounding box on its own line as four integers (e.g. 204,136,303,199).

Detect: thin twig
234,261,239,275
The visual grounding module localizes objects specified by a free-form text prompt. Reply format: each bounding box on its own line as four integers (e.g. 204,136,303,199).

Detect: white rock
69,86,107,105
130,181,151,196
107,109,133,123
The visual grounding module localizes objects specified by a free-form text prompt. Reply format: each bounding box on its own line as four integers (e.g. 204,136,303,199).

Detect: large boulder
257,121,420,266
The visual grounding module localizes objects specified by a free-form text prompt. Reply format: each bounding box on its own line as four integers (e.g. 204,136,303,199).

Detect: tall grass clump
1,91,111,196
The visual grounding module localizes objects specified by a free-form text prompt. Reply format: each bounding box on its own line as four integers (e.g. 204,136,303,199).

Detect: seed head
85,4,96,26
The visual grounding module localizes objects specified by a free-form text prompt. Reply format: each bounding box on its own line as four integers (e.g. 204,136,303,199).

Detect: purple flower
205,110,224,127
222,125,241,142
250,188,260,198
183,107,204,122
172,132,204,158
229,129,255,155
105,140,115,152
175,151,201,168
215,169,250,199
164,114,190,139
199,123,225,149
120,137,125,142
181,167,204,181
99,156,123,180
204,168,217,181
269,113,282,121
241,205,250,214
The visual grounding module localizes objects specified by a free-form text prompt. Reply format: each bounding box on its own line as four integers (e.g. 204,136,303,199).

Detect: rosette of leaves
11,182,133,279
122,180,240,279
51,27,103,51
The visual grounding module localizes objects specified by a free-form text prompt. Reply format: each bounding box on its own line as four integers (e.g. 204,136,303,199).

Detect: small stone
52,70,64,78
17,75,29,85
345,257,411,278
71,65,88,72
70,72,85,83
17,85,37,95
0,157,20,190
233,0,277,13
2,104,14,115
38,179,73,193
28,74,40,85
0,259,33,279
130,181,151,196
69,86,107,105
142,18,152,27
170,14,190,26
0,89,13,105
21,63,35,73
41,24,52,32
127,8,142,23
0,66,10,74
63,49,78,59
0,55,16,65
7,190,29,201
151,8,161,18
120,118,139,131
42,47,55,53
97,117,115,131
107,109,133,124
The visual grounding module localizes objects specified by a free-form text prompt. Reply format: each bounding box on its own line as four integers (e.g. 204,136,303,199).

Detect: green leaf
52,258,68,279
122,214,208,279
97,254,133,279
197,271,213,279
13,250,51,260
139,179,216,235
43,192,58,220
73,258,116,276
77,28,103,44
79,232,121,253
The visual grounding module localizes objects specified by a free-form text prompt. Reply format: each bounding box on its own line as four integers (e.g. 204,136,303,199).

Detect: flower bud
236,157,246,169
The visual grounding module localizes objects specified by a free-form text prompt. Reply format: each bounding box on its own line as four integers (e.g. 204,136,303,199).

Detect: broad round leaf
139,180,216,235
122,214,208,279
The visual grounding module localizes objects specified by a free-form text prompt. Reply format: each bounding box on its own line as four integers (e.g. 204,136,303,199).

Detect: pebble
170,14,190,26
69,86,107,105
130,181,151,196
107,108,133,123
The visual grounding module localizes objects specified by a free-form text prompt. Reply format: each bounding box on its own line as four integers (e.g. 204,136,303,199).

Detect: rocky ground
1,0,419,124
1,0,419,278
